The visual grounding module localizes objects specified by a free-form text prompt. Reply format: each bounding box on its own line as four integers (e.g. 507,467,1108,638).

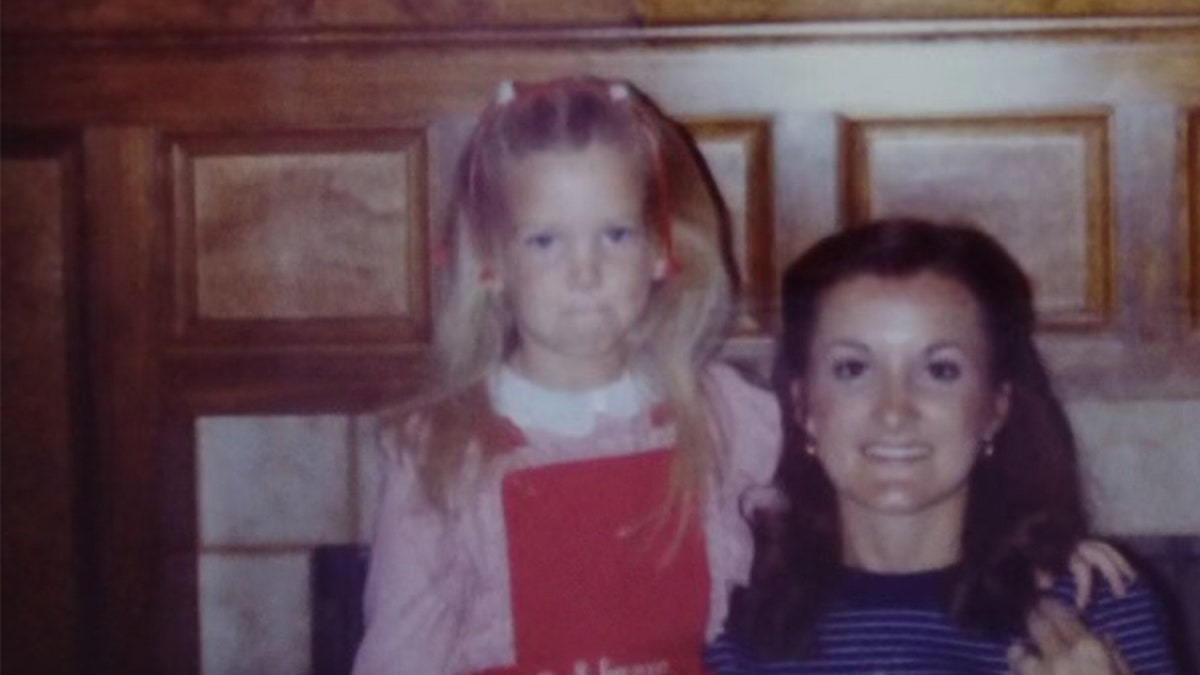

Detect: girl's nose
568,241,602,289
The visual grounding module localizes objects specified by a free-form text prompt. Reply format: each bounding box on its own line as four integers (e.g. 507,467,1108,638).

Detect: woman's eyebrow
821,339,870,353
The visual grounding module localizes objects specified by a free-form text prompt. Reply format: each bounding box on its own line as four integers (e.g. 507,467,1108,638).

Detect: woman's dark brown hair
724,217,1088,656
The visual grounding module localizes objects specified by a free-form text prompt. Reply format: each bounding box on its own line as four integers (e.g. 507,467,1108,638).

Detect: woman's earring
805,435,818,457
981,437,995,459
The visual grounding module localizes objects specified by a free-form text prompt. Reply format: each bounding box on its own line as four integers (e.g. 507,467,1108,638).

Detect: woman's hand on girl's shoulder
1047,539,1135,608
1007,598,1133,675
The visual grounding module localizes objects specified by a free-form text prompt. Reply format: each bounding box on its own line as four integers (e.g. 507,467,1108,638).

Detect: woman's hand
1007,598,1132,675
1045,540,1136,608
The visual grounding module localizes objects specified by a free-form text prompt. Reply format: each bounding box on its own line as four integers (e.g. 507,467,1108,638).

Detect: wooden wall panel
1,134,84,675
169,130,430,348
1190,109,1200,332
844,114,1112,329
691,118,774,335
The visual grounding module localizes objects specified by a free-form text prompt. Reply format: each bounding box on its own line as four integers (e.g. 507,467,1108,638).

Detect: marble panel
197,415,354,546
1069,398,1200,535
199,552,311,675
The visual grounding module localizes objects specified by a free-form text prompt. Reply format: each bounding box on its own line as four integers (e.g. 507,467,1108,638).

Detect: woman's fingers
1069,540,1135,606
1018,599,1129,675
1104,635,1136,675
1067,555,1093,609
1007,642,1043,675
1027,599,1084,657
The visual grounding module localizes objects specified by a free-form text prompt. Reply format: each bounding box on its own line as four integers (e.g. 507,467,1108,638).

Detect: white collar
488,366,654,437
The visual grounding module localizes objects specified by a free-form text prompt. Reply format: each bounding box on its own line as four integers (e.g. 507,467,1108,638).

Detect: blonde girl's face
796,272,1010,530
497,142,661,389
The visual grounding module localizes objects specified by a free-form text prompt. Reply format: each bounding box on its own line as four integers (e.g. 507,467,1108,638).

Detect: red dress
353,364,781,675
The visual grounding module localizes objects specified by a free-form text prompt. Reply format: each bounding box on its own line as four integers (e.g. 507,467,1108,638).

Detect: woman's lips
862,443,931,461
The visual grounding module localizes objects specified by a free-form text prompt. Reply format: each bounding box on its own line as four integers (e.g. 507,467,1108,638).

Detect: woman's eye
927,360,962,382
832,358,868,380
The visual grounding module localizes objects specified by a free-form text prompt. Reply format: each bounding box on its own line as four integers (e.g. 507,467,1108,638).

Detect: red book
497,449,711,675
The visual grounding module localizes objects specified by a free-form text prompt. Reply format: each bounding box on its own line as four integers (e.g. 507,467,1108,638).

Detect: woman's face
795,271,1010,528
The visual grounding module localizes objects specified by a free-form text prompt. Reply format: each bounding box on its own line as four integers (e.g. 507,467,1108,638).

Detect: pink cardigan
352,364,781,675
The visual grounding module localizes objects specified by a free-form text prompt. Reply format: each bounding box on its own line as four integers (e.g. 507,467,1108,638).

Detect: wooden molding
3,0,1197,36
1189,109,1200,332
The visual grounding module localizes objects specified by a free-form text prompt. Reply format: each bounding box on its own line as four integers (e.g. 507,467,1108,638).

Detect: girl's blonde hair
383,77,736,524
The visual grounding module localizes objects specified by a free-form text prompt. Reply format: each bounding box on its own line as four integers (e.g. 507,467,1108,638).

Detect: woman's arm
1008,598,1133,675
1012,579,1179,675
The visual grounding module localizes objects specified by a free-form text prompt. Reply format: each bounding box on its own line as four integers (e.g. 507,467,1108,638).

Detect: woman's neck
839,501,965,573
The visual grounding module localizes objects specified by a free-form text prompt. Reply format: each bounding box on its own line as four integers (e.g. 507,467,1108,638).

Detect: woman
707,219,1178,674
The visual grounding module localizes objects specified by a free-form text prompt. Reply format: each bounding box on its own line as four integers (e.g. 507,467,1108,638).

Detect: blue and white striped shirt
705,567,1177,675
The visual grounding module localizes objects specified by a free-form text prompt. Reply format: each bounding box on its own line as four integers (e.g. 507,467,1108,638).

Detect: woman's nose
876,375,916,429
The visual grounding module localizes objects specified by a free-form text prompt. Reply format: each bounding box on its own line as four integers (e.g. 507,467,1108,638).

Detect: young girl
352,76,781,675
353,78,1131,675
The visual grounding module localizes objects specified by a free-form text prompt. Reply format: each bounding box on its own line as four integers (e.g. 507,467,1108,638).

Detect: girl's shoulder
703,361,777,410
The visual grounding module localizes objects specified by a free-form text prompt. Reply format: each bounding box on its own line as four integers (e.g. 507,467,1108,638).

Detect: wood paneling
3,14,1199,674
1,133,84,675
169,130,430,349
843,113,1112,329
691,118,774,335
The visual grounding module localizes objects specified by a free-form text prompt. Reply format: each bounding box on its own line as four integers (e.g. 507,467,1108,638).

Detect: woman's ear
988,381,1012,438
789,378,814,436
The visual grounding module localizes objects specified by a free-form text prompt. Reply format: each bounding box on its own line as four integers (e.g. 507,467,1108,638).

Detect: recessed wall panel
845,114,1112,329
170,131,429,347
691,119,774,335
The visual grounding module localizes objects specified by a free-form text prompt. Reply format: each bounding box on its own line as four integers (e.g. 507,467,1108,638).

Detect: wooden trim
82,126,163,675
638,0,1200,25
2,3,1198,42
3,15,1200,54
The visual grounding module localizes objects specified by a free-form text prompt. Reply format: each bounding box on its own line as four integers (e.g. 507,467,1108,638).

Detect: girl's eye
831,358,868,380
523,232,557,250
927,360,962,382
604,224,640,244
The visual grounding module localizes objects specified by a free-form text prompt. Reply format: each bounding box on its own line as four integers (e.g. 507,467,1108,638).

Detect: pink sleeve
706,362,782,502
702,363,783,637
352,447,475,675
